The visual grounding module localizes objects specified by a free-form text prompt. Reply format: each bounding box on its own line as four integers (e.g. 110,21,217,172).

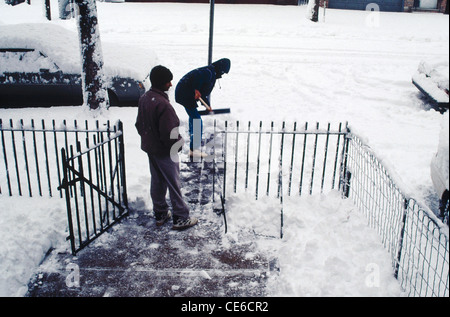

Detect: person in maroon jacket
135,65,198,230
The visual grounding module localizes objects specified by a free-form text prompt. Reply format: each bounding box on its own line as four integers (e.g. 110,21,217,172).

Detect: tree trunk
44,0,51,20
75,0,108,110
307,0,320,22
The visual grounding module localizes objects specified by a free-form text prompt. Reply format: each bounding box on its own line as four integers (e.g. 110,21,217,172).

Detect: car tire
440,189,449,225
107,89,119,107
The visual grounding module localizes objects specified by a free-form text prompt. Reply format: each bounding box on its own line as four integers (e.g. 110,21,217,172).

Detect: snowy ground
0,1,448,297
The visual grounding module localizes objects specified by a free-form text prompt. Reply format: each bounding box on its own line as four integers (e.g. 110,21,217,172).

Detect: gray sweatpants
148,153,190,221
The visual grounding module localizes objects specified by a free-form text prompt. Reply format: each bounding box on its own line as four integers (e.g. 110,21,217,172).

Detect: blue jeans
184,107,203,151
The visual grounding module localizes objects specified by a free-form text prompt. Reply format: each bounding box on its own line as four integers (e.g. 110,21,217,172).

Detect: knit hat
212,58,231,79
150,65,173,89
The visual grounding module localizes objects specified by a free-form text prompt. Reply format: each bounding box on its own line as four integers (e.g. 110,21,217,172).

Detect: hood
212,58,231,78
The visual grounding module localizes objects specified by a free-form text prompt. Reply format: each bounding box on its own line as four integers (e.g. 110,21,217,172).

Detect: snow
1,1,449,297
431,112,449,196
225,191,404,296
0,23,157,80
412,60,450,103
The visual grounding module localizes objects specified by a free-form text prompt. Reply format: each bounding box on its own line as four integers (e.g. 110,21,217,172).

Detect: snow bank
225,191,404,296
417,60,449,93
0,197,66,297
431,112,449,196
413,59,450,104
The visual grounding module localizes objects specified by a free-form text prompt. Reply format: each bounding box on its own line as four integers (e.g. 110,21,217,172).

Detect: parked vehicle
430,112,449,225
0,23,155,108
0,48,145,108
412,60,449,113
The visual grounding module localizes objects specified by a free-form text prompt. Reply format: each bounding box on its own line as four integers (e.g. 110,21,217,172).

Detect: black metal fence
213,120,449,297
58,121,128,255
0,118,129,255
0,118,116,198
213,121,348,196
342,133,449,297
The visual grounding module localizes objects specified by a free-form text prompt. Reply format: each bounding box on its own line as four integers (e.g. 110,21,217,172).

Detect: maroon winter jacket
135,88,184,156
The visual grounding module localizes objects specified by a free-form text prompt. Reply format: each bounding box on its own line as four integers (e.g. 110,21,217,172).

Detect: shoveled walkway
26,160,277,297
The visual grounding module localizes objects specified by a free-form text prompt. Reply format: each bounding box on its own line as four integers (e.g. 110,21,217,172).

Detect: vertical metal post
85,135,97,234
41,120,52,197
61,148,76,255
394,198,409,279
266,122,274,196
69,145,82,248
255,121,262,200
106,122,116,219
288,122,297,196
222,121,228,221
208,0,215,66
278,122,285,239
299,122,308,196
76,141,90,242
339,123,351,198
212,120,216,203
20,119,32,197
0,119,12,196
100,132,110,225
245,121,251,189
321,123,331,193
93,135,104,230
310,122,319,195
331,122,343,189
53,120,63,198
233,121,239,193
31,119,42,196
118,121,128,211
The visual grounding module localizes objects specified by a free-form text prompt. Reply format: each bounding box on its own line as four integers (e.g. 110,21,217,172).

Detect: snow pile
417,60,449,93
0,197,66,297
412,59,450,103
225,191,404,296
431,111,449,196
0,50,59,73
0,23,81,74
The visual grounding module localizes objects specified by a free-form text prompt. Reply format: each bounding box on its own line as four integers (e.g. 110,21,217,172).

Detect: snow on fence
344,134,449,297
212,120,449,297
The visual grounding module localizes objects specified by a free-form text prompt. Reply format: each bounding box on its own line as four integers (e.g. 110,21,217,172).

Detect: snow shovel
197,97,231,116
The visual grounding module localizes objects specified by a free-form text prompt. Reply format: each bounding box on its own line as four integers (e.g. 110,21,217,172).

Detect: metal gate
58,121,128,255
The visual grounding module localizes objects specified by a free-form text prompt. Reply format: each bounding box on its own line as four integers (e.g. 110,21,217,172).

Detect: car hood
0,23,158,82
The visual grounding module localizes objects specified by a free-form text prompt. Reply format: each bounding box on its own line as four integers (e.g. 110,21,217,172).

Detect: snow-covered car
412,60,449,112
0,23,157,108
0,48,145,107
430,112,449,225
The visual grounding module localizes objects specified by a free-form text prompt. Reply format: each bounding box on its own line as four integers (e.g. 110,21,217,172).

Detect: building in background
125,0,448,13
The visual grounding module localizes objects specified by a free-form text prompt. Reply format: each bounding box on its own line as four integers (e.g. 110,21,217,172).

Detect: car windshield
0,49,59,73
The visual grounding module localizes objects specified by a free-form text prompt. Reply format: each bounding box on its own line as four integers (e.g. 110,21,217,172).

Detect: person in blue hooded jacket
175,58,231,158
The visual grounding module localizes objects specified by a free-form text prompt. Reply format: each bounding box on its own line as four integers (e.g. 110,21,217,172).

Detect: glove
194,89,201,100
